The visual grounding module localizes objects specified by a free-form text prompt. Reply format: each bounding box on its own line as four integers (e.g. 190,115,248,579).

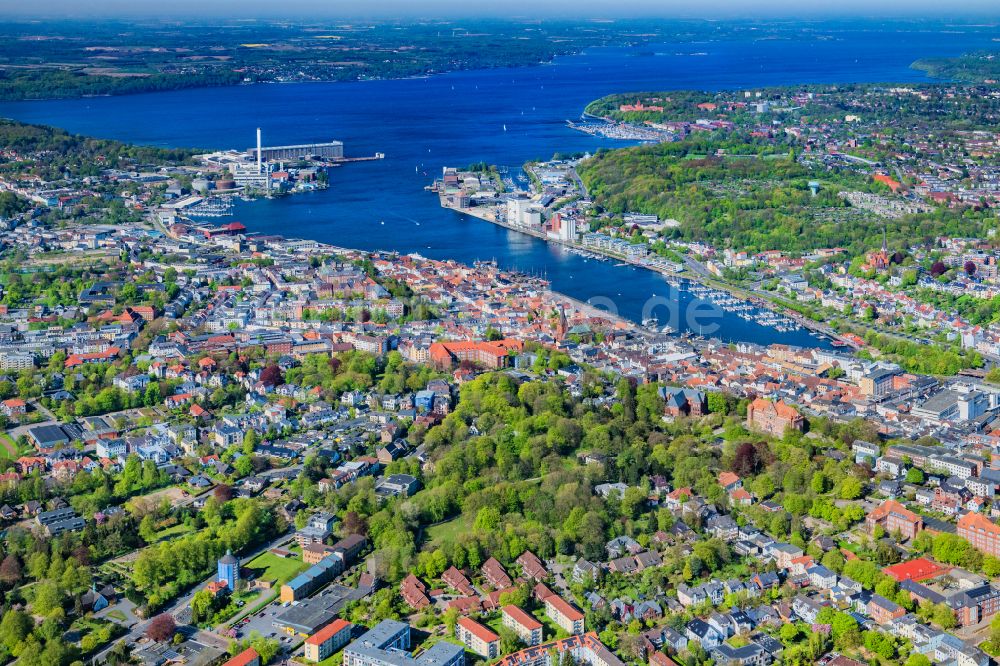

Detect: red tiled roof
458,617,500,643
730,488,752,502
221,647,259,666
503,605,543,631
546,594,584,622
750,397,800,420
959,511,1000,536
882,557,946,583
495,633,615,666
868,499,921,525
305,618,352,646
718,471,740,487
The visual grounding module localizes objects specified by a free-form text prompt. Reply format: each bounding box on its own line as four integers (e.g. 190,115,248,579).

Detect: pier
329,154,385,163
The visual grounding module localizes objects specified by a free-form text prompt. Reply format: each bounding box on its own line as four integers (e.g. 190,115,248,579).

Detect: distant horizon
0,1,999,21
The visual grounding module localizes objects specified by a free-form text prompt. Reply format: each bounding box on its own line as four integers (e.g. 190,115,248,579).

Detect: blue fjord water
1,24,995,347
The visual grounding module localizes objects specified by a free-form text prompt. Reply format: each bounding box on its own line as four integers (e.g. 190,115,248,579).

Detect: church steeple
556,304,568,340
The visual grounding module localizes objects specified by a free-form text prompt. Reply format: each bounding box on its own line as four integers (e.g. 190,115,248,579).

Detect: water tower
218,549,239,591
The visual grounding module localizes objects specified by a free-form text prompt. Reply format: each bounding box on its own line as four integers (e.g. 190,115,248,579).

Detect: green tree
242,430,259,455
190,589,215,624
31,580,63,616
0,609,32,653
139,514,157,543
839,476,862,499
779,622,800,644
474,506,502,532
932,602,957,629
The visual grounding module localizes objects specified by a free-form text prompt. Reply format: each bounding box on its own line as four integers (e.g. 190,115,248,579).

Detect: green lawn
425,516,472,545
486,617,505,636
419,634,467,653
531,609,567,642
0,433,20,459
244,551,308,585
106,610,127,623
155,522,195,543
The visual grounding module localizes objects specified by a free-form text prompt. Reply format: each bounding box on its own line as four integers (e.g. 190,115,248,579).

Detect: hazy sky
2,0,999,19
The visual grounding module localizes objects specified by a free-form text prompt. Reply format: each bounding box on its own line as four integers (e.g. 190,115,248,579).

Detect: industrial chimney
256,128,262,172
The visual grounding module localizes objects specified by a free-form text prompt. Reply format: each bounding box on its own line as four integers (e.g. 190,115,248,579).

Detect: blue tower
218,549,239,591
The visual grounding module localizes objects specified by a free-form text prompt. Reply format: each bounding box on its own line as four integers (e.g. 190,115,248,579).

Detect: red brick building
868,594,906,625
958,512,1000,558
428,339,524,370
746,398,804,436
400,573,431,610
866,500,923,540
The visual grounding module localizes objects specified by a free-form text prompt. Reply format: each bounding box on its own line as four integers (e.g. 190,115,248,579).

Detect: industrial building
274,593,343,636
246,141,344,161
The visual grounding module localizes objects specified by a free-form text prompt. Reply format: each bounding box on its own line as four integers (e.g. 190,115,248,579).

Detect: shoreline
439,196,851,348
0,51,581,105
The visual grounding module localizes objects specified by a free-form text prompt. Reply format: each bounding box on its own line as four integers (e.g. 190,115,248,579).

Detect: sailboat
503,124,507,132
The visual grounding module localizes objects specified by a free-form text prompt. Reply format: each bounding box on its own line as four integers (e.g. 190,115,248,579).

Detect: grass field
244,551,308,585
532,608,568,642
425,515,472,545
0,433,21,459
154,522,196,543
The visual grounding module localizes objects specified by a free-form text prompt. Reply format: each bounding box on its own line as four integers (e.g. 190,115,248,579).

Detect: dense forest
0,68,244,102
577,134,990,254
0,119,198,179
912,52,1000,84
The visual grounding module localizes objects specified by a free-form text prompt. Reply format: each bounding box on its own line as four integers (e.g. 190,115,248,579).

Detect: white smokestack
256,128,262,172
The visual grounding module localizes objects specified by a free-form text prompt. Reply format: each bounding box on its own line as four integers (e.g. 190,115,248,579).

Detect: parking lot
231,601,286,643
